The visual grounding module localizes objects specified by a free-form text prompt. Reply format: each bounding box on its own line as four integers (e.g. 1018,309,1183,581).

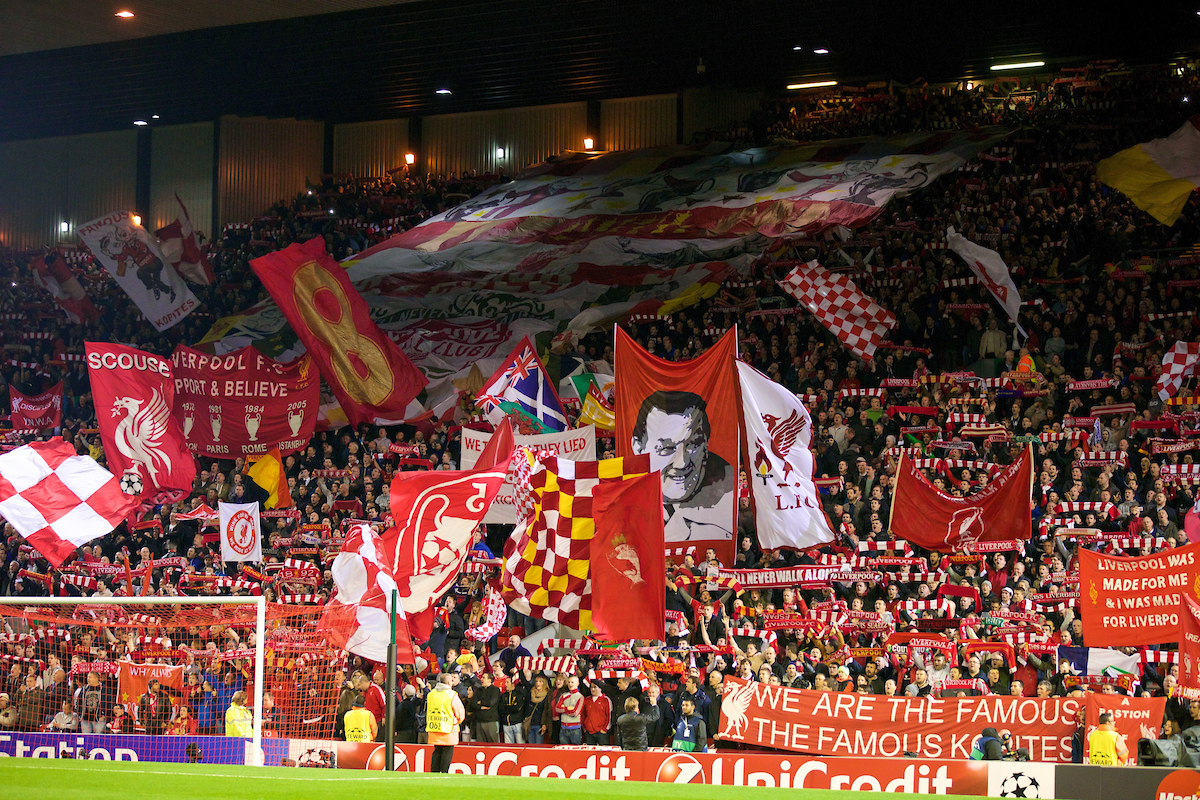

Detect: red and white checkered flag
0,438,139,568
317,523,413,663
778,261,896,360
1157,341,1200,400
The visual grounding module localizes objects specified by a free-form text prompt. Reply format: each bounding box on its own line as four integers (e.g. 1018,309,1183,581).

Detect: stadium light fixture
496,148,505,159
435,88,452,95
132,215,141,225
133,120,147,126
990,61,1045,71
151,114,159,119
583,137,594,150
787,80,838,90
814,48,829,55
405,153,415,165
115,10,135,18
59,222,69,233
793,46,803,51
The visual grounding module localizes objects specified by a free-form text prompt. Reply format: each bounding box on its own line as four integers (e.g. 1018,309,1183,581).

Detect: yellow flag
246,447,292,509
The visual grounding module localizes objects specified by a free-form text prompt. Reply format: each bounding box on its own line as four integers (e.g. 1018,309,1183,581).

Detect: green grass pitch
0,759,999,799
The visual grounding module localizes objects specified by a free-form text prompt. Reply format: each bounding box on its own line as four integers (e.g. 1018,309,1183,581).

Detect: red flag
887,447,1033,551
1185,494,1200,545
590,471,666,641
30,251,99,324
318,524,415,664
1080,541,1200,647
155,194,214,285
476,418,514,470
85,343,196,505
384,435,514,621
10,383,62,432
615,327,739,566
1181,595,1200,697
250,237,427,427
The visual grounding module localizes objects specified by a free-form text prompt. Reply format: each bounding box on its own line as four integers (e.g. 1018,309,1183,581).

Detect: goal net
0,596,344,766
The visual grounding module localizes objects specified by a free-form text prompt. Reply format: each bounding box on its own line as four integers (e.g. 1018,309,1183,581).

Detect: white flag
736,361,834,551
78,211,198,331
946,227,1026,337
219,501,262,562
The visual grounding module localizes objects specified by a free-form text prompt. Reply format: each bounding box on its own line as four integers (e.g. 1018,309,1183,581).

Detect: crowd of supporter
0,58,1199,759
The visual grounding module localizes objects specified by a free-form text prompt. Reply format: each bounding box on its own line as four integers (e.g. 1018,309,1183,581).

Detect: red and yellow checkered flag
501,452,651,631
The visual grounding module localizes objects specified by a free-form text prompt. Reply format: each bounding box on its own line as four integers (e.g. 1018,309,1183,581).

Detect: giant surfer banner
86,343,196,504
615,327,739,565
78,211,198,332
171,345,319,459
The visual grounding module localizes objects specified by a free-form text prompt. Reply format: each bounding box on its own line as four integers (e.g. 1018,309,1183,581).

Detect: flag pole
385,587,397,770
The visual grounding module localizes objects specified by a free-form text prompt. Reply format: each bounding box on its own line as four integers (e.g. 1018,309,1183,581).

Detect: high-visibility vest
344,708,375,743
426,689,456,735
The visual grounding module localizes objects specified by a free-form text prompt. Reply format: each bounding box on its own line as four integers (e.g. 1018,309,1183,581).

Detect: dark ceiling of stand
0,0,1195,142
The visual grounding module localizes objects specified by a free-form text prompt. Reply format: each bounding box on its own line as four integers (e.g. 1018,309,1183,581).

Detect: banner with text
9,383,62,431
460,425,596,523
1079,541,1200,646
715,677,1081,762
78,211,198,331
171,344,319,458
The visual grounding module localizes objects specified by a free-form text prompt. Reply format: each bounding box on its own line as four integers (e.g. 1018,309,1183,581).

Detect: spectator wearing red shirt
364,670,386,741
581,682,613,745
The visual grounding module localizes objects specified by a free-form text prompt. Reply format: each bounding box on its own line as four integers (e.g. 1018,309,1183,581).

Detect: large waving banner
86,343,196,504
10,383,62,432
717,677,1082,762
384,425,514,619
888,448,1033,552
615,328,739,565
78,211,198,331
250,236,427,426
460,425,596,524
737,362,833,551
1079,540,1200,646
204,130,1011,425
171,345,319,459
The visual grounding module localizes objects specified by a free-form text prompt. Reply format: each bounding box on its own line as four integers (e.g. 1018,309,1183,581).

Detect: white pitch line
0,764,464,781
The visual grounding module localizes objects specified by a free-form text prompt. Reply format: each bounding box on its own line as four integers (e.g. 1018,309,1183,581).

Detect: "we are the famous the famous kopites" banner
716,677,1082,762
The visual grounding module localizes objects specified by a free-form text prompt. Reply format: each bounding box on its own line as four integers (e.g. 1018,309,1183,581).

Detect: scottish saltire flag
476,336,567,432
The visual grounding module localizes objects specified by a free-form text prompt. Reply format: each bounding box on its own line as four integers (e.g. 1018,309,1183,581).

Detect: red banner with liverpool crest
10,383,62,431
170,344,319,459
86,343,196,504
250,236,427,426
887,447,1033,552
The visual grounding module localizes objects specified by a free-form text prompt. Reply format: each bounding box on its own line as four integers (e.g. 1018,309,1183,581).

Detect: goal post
0,595,267,766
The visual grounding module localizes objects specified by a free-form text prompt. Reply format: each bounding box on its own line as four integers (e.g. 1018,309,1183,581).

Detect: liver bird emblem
761,410,807,481
111,388,173,485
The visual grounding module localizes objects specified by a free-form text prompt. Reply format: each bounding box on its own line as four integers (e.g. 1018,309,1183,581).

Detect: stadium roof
0,0,1194,142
